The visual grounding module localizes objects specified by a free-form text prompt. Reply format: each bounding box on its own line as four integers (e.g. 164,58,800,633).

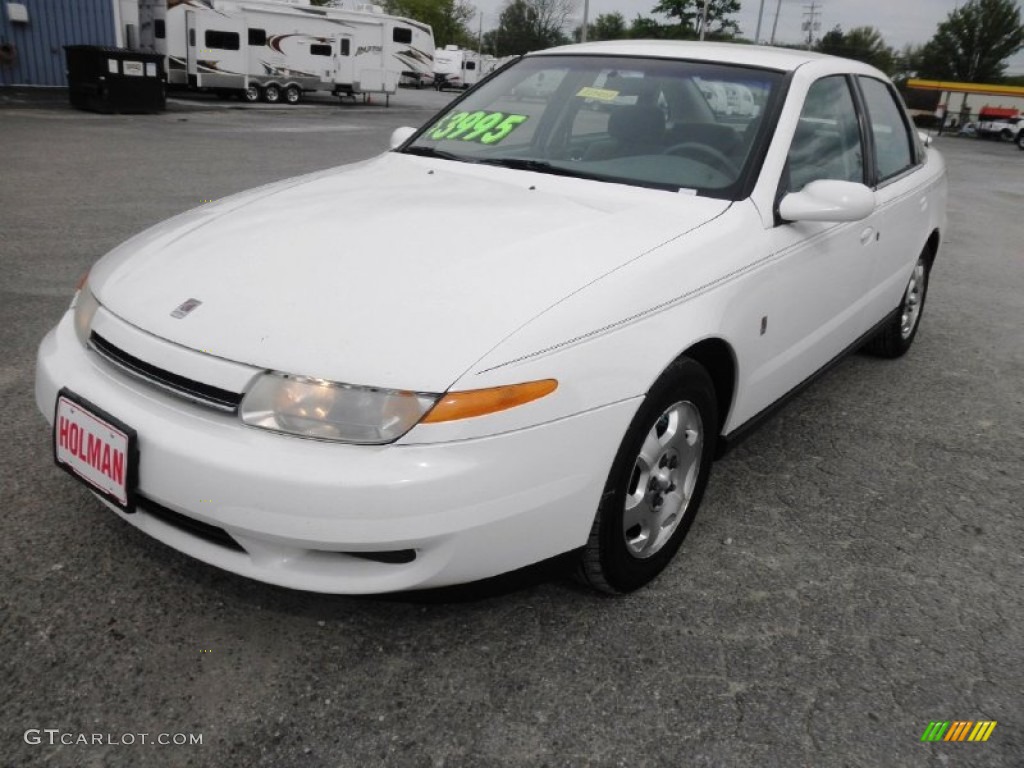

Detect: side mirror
778,179,876,223
390,126,417,150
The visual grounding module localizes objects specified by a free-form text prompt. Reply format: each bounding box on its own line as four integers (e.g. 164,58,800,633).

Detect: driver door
750,75,880,409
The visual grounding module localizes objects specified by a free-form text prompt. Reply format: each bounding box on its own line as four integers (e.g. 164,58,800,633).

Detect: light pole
755,0,766,43
581,0,589,41
699,0,710,40
770,0,782,45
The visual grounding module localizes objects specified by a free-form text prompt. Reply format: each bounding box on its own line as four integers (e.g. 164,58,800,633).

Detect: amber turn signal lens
421,379,558,423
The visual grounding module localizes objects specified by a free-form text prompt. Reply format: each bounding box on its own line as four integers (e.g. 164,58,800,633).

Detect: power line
755,0,766,43
770,0,783,45
802,2,822,49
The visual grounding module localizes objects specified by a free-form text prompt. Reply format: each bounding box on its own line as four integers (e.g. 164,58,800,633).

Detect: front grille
137,495,245,552
90,332,243,413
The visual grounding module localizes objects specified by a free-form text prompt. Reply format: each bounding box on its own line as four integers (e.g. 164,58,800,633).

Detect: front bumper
36,312,639,593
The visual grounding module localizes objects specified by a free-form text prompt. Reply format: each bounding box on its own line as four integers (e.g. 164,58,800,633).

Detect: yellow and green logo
921,721,997,742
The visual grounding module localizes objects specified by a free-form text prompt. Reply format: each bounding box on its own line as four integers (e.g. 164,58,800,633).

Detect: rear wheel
262,84,280,104
864,249,930,358
283,84,301,105
578,358,717,594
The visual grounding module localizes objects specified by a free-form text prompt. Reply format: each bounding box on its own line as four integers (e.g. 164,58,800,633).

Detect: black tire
283,84,301,105
262,84,280,104
578,358,717,594
243,84,260,103
1017,133,1024,150
863,249,931,358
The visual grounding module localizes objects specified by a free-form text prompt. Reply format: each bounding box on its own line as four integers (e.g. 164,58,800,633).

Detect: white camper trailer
138,0,433,103
432,45,493,90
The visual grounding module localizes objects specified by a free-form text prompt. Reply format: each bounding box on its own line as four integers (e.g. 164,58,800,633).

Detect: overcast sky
470,0,1024,74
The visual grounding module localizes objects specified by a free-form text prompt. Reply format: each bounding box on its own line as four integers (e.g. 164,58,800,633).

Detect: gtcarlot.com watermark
25,729,202,747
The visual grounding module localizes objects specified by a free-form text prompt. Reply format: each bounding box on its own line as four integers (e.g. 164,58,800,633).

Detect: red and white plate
53,389,137,512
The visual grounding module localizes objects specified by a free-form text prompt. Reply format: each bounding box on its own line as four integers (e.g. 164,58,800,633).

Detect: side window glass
786,76,864,192
858,76,915,182
204,30,240,51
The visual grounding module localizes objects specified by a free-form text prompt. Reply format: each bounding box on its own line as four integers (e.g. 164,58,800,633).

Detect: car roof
531,40,843,73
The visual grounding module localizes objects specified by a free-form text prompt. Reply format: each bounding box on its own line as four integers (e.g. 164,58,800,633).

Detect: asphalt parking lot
1,91,1022,768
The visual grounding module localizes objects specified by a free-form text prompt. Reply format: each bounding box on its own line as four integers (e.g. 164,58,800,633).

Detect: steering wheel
663,142,739,178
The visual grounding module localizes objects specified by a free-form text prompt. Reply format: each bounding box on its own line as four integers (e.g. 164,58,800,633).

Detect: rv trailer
432,45,494,91
137,0,434,103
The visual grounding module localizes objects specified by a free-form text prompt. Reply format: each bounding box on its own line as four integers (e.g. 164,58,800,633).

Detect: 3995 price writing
428,111,529,145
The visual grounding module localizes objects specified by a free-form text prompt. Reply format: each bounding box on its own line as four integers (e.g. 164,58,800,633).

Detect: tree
815,25,896,75
627,15,675,39
488,0,574,55
890,44,925,84
574,11,629,42
917,0,1024,82
651,0,740,39
381,0,477,48
592,11,628,40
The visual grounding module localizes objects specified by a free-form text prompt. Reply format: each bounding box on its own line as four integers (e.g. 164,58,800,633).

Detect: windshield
403,54,784,199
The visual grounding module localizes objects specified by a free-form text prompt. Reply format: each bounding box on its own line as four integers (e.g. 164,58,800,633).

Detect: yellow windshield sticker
577,87,619,101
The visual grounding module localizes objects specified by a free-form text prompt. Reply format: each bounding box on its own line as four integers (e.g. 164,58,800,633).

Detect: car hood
90,153,729,392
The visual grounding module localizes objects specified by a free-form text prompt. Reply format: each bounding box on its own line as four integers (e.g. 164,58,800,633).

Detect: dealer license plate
53,389,138,512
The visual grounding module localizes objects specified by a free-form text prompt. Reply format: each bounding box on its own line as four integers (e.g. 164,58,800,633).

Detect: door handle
860,227,875,245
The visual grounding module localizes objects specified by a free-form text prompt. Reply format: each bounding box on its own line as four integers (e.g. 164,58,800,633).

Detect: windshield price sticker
428,111,529,145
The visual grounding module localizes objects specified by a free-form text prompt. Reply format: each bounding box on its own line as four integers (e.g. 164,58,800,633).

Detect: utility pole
801,2,821,50
581,0,589,41
770,0,782,44
755,0,766,43
699,0,710,41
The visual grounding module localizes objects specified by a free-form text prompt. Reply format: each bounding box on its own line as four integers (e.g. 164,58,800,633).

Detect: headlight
73,284,100,347
240,372,439,444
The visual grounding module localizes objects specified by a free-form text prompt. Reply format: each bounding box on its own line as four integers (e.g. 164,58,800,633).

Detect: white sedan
36,41,947,594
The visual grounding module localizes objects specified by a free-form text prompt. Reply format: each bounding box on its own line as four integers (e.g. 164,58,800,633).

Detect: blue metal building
1,1,118,86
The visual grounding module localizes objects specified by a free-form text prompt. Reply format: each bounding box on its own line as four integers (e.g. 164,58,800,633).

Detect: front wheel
242,84,260,103
864,250,930,358
578,358,717,594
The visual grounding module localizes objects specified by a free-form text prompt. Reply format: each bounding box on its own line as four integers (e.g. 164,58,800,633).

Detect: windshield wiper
475,157,679,190
403,152,681,192
400,145,471,162
474,157,586,177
